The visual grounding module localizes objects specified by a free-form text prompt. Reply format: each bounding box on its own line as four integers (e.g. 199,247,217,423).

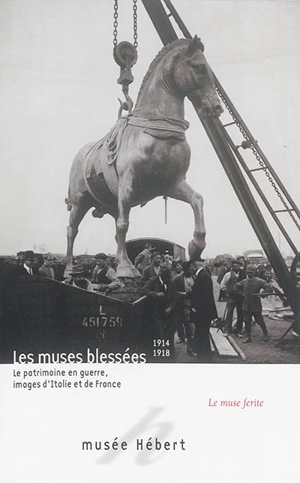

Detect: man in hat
64,265,93,291
190,258,218,362
174,261,196,355
134,242,152,274
38,254,56,279
140,251,162,286
163,251,173,270
233,265,272,343
17,251,39,276
92,253,121,292
220,260,246,336
142,264,179,357
171,260,183,279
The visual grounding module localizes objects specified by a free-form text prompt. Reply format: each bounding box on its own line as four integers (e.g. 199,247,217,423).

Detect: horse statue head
134,36,223,120
174,36,223,118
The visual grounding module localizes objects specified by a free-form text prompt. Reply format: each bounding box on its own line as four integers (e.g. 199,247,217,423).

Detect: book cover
1,1,299,482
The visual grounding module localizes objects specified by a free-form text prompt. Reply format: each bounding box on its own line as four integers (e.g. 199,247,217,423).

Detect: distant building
243,249,268,265
126,238,186,263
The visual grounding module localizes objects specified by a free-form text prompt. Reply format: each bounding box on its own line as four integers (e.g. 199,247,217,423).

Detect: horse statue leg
167,179,206,260
115,183,141,278
65,193,93,277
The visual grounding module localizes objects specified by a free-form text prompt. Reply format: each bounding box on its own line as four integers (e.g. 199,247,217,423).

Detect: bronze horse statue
65,37,223,277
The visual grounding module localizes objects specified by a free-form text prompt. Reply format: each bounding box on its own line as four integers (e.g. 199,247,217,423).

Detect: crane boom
141,0,300,333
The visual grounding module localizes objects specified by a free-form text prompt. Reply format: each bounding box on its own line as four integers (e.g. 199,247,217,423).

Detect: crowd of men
135,243,282,358
136,247,217,362
0,250,121,292
0,244,281,361
218,259,275,343
0,251,65,281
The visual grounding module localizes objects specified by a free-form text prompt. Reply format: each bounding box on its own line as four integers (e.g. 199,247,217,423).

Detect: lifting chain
216,85,300,231
113,0,118,48
133,0,138,50
113,0,138,118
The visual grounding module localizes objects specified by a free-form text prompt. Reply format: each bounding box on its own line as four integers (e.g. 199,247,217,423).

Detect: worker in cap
234,265,273,343
64,265,93,291
92,253,121,293
134,243,152,274
140,251,162,286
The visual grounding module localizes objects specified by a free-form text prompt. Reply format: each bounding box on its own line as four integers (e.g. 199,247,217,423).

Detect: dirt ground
175,276,300,364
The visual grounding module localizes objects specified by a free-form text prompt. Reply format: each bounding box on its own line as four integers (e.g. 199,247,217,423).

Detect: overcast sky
1,0,299,259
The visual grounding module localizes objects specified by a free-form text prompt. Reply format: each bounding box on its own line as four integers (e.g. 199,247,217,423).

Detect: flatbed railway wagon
0,275,150,364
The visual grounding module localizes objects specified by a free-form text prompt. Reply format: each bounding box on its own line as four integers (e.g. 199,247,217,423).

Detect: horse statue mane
65,36,223,278
136,39,190,100
138,37,205,96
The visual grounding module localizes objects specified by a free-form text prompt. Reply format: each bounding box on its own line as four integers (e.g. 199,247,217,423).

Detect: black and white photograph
1,1,300,481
